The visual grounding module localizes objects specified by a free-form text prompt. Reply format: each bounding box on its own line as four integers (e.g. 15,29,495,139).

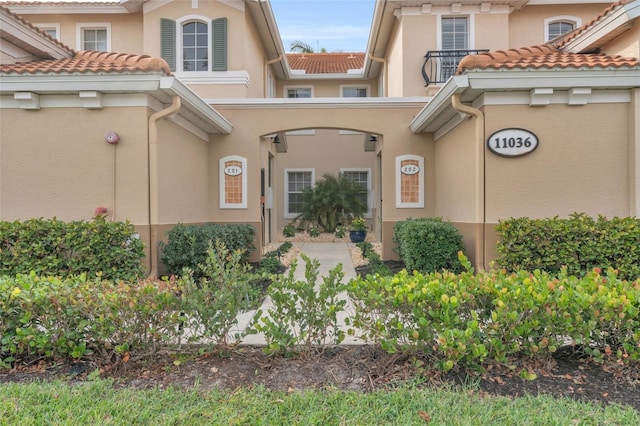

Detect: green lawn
0,380,637,425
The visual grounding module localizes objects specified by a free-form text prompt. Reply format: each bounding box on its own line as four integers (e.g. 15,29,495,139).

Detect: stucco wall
0,106,149,224
386,21,404,97
434,118,477,222
22,12,143,54
156,119,210,224
484,102,630,223
601,21,640,59
509,4,606,47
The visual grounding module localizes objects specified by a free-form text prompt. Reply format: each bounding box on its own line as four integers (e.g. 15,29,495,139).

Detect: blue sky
270,0,376,53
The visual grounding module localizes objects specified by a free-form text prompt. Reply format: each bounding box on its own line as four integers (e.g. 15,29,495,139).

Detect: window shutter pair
160,18,227,72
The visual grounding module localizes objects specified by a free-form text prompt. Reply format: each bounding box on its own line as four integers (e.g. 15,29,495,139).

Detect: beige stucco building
1,0,639,274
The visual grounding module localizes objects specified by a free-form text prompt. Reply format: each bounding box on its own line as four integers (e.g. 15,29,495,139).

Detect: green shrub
179,240,258,346
347,254,640,371
0,217,144,282
0,273,182,367
393,218,464,274
496,213,640,280
160,223,256,276
249,254,347,355
283,223,296,238
294,173,366,233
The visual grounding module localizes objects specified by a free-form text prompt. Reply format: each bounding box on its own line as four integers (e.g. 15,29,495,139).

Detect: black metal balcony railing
422,50,489,86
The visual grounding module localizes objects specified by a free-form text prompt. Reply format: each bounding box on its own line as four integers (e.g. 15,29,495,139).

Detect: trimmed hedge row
160,223,256,276
496,213,640,280
0,273,182,366
393,218,464,273
0,218,144,282
347,254,640,371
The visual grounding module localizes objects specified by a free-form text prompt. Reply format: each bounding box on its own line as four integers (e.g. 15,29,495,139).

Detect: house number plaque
224,165,243,176
487,128,539,157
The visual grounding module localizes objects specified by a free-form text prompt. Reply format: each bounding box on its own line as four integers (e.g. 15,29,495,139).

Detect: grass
0,380,638,425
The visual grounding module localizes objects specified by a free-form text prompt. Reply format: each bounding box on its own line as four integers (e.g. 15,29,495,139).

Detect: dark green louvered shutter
212,17,227,71
160,18,176,71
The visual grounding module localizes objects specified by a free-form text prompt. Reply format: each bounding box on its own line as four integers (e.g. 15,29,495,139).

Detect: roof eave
160,76,233,135
245,0,290,80
411,66,640,134
561,0,640,53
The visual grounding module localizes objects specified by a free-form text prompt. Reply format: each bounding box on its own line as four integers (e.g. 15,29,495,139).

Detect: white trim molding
544,15,582,42
76,22,111,51
284,168,315,218
33,23,61,40
174,70,250,86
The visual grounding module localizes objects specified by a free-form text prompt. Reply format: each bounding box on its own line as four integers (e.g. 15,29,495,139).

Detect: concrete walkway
237,242,362,345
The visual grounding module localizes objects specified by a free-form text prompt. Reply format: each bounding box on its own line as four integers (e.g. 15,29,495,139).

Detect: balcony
422,50,489,86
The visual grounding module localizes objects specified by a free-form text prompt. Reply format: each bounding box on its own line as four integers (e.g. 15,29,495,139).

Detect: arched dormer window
160,16,227,72
544,16,581,42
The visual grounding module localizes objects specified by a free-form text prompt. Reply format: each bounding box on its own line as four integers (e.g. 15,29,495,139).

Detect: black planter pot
349,230,366,243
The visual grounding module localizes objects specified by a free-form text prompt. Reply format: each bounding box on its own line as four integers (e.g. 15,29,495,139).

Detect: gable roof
286,53,365,74
0,4,74,59
554,0,634,49
457,44,640,72
0,50,172,75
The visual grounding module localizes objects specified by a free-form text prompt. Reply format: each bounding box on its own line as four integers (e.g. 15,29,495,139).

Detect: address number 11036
487,128,539,157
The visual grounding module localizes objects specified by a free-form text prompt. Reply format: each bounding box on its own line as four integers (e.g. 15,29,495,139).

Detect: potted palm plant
349,217,366,243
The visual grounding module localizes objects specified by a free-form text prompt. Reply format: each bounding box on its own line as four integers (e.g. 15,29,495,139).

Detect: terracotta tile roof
553,0,633,48
0,50,172,75
286,53,365,74
0,4,74,55
457,44,640,72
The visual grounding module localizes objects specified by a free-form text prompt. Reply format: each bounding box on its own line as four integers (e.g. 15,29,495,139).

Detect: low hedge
347,254,640,371
393,218,464,273
496,213,640,280
0,217,144,282
0,273,182,366
160,223,256,276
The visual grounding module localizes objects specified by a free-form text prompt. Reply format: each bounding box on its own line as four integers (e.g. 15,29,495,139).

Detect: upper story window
285,86,313,98
76,23,111,51
544,16,581,42
34,23,60,40
182,21,208,71
341,86,368,97
160,17,227,72
441,17,468,50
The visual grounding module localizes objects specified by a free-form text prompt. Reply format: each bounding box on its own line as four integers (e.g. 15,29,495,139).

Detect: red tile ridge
74,50,172,74
457,44,639,72
458,45,558,71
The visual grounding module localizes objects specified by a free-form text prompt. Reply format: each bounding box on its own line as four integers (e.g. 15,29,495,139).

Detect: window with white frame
341,168,371,217
160,17,227,72
544,16,581,41
285,169,314,217
77,23,110,51
342,86,368,97
441,16,468,81
285,86,313,98
34,23,60,40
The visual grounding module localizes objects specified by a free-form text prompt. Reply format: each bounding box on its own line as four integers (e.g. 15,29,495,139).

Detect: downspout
451,94,485,271
147,95,181,278
368,53,387,97
264,54,282,97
